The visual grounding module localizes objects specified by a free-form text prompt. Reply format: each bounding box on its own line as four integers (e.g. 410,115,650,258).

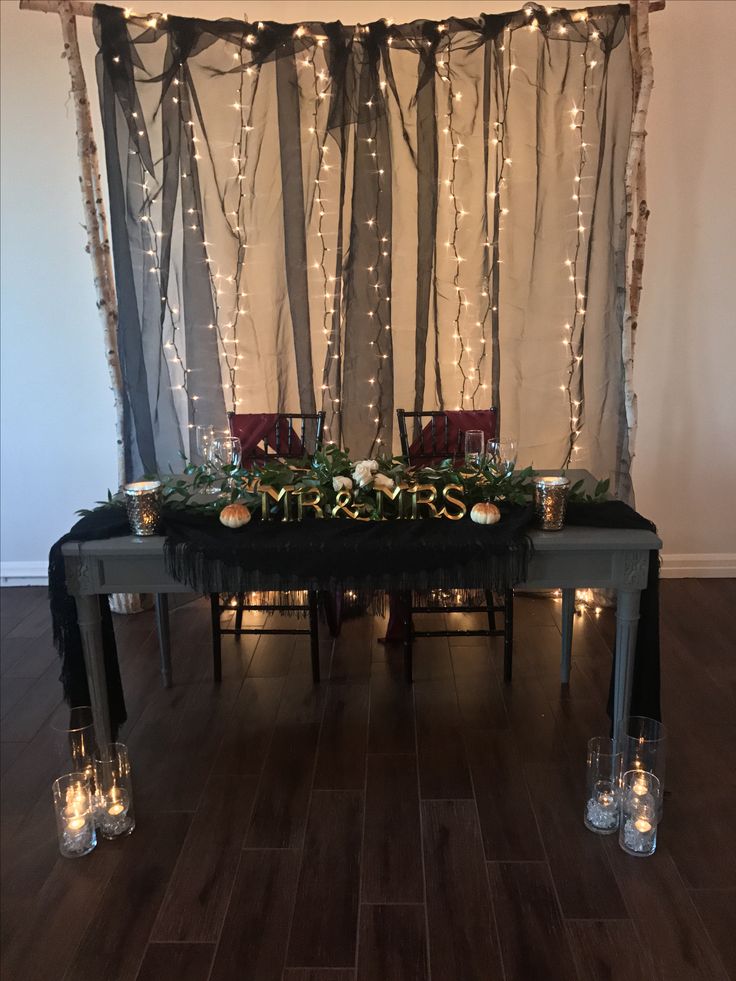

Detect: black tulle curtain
94,2,633,492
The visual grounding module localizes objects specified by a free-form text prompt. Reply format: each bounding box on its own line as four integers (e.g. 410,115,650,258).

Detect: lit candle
66,815,86,835
621,810,657,856
107,787,127,817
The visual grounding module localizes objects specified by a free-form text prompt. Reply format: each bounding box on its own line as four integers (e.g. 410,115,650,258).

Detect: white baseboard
2,554,735,586
1,562,48,586
660,553,736,578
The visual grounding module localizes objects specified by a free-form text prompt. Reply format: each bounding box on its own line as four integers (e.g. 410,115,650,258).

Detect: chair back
228,412,325,462
397,408,498,465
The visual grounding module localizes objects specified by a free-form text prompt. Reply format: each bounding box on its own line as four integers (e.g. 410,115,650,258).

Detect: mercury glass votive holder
533,476,570,530
124,480,162,536
52,772,97,858
619,769,661,857
618,716,667,818
584,736,623,834
51,705,96,784
95,742,135,839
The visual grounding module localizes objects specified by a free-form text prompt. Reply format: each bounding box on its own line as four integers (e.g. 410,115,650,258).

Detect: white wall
1,0,734,581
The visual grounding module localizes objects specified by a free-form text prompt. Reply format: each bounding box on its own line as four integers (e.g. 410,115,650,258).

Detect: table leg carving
560,587,575,684
613,589,641,747
154,593,172,688
75,593,113,752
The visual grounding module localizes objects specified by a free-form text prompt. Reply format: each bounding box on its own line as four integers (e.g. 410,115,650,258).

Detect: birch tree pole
622,0,654,466
20,0,125,485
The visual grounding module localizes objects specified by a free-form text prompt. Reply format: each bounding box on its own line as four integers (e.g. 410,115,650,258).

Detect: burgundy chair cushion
408,408,498,462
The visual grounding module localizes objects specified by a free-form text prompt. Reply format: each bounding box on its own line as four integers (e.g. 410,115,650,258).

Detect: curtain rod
19,0,666,20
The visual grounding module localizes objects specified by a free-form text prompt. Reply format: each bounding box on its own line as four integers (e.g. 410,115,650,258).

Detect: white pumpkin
470,501,501,525
219,503,251,529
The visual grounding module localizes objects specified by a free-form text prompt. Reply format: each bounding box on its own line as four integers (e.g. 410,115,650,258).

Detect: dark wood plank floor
1,580,735,980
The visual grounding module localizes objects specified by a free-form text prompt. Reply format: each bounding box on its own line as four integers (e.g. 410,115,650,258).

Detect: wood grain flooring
1,582,735,980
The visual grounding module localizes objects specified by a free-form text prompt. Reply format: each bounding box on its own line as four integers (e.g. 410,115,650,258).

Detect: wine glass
464,430,485,468
487,438,517,477
210,435,241,496
210,435,241,470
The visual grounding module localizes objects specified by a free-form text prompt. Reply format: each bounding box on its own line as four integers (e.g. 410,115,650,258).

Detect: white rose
372,473,395,491
332,475,353,492
352,459,379,487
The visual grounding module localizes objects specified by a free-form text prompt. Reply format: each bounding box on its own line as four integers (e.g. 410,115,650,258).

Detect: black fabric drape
162,503,532,597
48,508,130,734
94,4,634,495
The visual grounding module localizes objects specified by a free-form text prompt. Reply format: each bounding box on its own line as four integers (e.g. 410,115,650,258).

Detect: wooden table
63,479,660,751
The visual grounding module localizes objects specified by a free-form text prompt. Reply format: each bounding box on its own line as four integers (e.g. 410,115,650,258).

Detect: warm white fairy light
440,35,480,409
560,27,597,464
214,39,260,409
302,37,340,431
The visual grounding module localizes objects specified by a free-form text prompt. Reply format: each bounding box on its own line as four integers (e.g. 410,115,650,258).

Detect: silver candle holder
124,480,162,536
533,476,570,531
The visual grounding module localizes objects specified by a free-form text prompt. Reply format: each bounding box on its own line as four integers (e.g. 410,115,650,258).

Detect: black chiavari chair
209,411,326,683
394,407,515,683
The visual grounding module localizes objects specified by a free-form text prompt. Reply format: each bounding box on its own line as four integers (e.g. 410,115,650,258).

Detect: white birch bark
623,0,654,464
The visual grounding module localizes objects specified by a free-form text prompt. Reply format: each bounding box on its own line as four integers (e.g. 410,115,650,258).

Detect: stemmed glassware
210,435,241,495
487,438,517,477
211,435,241,469
195,425,218,495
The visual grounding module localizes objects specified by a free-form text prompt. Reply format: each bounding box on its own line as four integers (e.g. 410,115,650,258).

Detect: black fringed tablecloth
49,500,660,734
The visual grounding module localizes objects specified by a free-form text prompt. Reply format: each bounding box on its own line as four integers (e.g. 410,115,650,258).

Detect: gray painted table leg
154,593,172,688
560,588,575,684
75,593,113,752
613,589,641,750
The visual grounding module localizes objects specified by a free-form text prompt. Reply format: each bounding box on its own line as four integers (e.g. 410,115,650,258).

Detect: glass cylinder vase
618,716,667,817
51,705,97,783
52,772,97,858
95,743,135,839
619,769,661,857
584,736,622,834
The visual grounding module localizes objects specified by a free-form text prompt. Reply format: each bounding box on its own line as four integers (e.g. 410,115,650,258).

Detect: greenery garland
151,445,609,521
80,444,609,520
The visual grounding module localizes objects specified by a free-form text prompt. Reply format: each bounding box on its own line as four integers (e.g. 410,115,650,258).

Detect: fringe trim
164,539,531,617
